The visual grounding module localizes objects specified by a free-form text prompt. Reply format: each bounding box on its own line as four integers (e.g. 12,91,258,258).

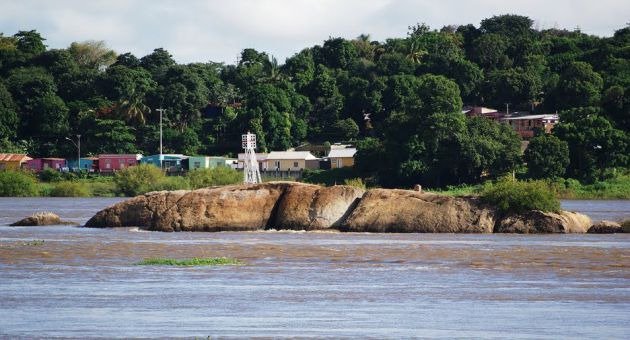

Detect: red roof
0,153,32,162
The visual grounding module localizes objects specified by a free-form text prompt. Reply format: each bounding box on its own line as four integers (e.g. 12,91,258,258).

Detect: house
26,158,67,172
501,114,559,139
266,151,319,171
328,147,357,168
0,153,32,170
183,156,231,170
140,154,185,172
237,153,268,171
463,106,503,121
98,154,142,172
66,157,97,172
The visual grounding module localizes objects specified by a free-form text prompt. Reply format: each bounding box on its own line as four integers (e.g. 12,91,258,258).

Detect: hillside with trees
0,14,628,188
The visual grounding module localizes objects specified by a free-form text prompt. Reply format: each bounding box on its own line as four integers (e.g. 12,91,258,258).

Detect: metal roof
328,148,357,158
0,153,31,162
501,114,559,121
267,151,318,160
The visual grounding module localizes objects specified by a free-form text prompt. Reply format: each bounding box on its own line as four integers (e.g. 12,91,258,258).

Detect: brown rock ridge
495,210,592,233
341,189,495,233
84,182,593,233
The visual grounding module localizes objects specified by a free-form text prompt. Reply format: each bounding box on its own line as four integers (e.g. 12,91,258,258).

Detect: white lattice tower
242,132,262,184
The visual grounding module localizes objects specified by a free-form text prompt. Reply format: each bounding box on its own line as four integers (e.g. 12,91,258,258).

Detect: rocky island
84,182,593,233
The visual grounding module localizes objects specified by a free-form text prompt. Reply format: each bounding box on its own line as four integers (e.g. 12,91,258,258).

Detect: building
26,158,67,172
463,106,504,121
140,154,186,173
183,156,231,171
266,151,319,171
501,114,559,139
98,154,142,172
0,153,32,170
237,153,268,171
328,147,357,168
66,157,97,172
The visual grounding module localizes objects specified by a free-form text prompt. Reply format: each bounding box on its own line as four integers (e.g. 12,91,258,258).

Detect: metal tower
242,132,262,184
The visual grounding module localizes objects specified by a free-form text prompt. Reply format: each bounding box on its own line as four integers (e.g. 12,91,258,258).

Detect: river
1,198,629,338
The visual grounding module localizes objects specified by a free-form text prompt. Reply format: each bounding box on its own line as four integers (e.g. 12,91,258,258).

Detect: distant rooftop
328,148,357,158
267,151,318,160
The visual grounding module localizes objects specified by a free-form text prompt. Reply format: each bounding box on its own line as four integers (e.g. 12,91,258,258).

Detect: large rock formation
495,210,592,233
85,182,594,233
85,182,363,232
270,184,364,230
341,189,495,233
85,183,290,232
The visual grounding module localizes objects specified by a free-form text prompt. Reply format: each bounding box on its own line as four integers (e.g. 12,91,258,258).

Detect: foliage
343,178,366,190
481,178,560,214
524,134,570,179
136,257,243,266
49,180,90,197
38,168,64,182
302,168,358,186
150,176,190,192
186,167,242,189
0,170,39,196
113,164,165,196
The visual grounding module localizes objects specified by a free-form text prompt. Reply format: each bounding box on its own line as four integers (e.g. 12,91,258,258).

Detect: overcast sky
1,0,628,64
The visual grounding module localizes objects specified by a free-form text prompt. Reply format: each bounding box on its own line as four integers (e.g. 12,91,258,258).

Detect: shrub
481,178,560,214
114,164,165,196
343,178,366,190
87,180,117,197
49,181,90,197
302,168,358,186
38,168,63,182
0,170,39,196
151,176,191,191
186,167,241,189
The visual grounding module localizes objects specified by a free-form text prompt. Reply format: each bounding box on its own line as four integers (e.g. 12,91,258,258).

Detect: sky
1,0,628,65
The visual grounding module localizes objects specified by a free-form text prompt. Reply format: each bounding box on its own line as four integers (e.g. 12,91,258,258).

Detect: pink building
26,158,67,172
97,154,142,172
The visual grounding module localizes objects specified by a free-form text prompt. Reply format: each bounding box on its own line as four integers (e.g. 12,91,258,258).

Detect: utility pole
156,108,166,169
505,103,510,116
77,134,81,171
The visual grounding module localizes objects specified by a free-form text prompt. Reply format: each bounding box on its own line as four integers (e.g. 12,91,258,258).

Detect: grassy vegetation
343,177,367,190
21,240,45,246
186,167,242,189
136,257,243,266
551,175,630,199
0,170,39,196
480,178,561,214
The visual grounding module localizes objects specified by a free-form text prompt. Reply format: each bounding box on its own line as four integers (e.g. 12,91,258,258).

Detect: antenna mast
242,132,262,184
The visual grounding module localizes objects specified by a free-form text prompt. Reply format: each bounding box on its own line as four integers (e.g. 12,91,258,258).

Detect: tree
315,37,358,69
554,109,629,181
549,61,603,110
472,34,511,70
0,82,19,140
140,48,175,79
68,40,117,70
524,134,570,179
13,30,46,55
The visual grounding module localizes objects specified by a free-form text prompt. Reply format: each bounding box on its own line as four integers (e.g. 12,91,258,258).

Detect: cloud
0,0,628,64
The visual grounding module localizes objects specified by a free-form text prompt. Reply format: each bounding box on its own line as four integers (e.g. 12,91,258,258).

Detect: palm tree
115,92,151,125
406,39,427,64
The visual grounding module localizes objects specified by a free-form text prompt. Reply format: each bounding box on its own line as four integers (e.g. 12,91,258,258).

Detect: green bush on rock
481,178,560,214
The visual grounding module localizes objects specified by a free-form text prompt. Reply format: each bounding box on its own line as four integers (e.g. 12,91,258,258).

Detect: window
105,161,111,169
293,161,298,168
275,161,280,169
194,161,201,168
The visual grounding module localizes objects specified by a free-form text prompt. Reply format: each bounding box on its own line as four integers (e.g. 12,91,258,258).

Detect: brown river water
0,198,629,338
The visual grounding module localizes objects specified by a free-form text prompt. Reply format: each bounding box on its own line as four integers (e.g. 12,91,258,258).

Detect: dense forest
0,14,628,187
